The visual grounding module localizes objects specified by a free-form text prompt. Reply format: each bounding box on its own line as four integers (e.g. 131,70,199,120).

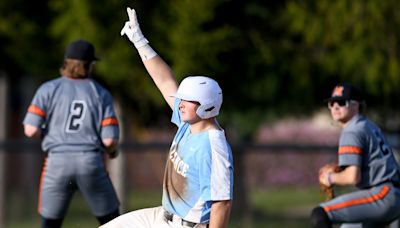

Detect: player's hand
120,7,148,48
108,149,119,159
319,163,340,186
319,170,332,187
319,163,342,200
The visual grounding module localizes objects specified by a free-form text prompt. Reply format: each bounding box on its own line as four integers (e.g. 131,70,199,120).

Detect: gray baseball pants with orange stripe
320,183,400,227
39,151,120,219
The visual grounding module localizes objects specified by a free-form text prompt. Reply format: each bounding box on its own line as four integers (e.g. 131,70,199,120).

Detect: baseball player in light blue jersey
100,7,234,228
311,83,400,228
23,40,121,228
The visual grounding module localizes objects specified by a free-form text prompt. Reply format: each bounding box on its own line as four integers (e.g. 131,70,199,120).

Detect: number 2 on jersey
66,100,87,133
374,130,391,156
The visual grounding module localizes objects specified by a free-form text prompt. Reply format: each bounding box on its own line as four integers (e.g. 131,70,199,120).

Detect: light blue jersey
162,99,234,224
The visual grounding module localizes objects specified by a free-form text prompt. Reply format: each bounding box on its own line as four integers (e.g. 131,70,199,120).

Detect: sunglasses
328,100,349,108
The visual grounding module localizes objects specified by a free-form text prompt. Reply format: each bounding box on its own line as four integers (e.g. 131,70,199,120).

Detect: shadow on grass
6,188,318,228
229,208,311,228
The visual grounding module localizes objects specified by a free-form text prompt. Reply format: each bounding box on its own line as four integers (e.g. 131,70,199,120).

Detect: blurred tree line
1,0,400,140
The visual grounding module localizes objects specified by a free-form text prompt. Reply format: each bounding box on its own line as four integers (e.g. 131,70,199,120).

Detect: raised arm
141,55,178,109
121,7,178,109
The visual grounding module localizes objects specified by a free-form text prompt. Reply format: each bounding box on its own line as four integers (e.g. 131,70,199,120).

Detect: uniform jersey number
374,130,391,156
66,100,87,133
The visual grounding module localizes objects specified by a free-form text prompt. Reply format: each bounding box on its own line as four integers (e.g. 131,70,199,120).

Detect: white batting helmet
173,76,223,119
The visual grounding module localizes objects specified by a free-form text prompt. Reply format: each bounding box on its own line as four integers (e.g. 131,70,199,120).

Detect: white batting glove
120,7,148,49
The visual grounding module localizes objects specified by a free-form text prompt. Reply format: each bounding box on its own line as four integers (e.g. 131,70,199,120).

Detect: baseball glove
320,183,335,201
319,163,342,201
106,147,119,159
109,149,119,159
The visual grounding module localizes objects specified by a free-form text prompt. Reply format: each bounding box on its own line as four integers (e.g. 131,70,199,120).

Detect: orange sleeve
28,105,46,118
101,117,119,126
338,146,363,155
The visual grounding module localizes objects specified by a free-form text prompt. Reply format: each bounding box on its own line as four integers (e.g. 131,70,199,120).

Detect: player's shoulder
43,76,63,85
84,78,113,99
356,115,381,136
208,129,230,148
206,129,233,160
36,77,64,93
341,115,372,142
90,79,111,92
192,129,227,146
346,115,367,130
208,129,226,139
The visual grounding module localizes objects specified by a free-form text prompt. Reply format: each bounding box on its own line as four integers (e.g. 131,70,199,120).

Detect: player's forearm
102,138,119,159
331,165,360,186
142,54,178,109
23,124,41,139
209,200,232,228
120,8,178,109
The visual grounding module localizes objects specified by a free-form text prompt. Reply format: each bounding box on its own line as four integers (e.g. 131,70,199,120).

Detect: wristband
137,44,158,61
327,172,333,186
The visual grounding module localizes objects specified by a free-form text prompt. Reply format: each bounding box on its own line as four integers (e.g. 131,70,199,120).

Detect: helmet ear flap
196,100,221,119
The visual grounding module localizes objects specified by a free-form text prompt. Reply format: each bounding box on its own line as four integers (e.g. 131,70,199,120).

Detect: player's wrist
131,28,148,49
137,44,158,61
327,172,333,186
121,23,148,48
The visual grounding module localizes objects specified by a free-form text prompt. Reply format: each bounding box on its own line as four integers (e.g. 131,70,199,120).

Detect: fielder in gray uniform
310,83,400,228
23,39,120,228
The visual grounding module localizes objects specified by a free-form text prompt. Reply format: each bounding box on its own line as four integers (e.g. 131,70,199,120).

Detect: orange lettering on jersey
332,86,344,97
101,117,119,126
323,185,390,212
338,146,363,155
28,105,46,118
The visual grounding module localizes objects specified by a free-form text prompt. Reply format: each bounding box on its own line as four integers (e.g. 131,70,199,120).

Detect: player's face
328,100,359,125
179,100,201,124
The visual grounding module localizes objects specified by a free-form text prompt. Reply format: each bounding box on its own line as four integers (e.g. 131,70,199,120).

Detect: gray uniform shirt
338,114,400,189
23,76,119,153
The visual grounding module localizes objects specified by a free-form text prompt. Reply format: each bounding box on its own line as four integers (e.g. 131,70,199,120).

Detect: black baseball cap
325,83,364,102
64,39,99,61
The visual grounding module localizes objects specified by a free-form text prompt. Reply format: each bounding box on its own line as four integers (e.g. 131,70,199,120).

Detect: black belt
164,211,208,227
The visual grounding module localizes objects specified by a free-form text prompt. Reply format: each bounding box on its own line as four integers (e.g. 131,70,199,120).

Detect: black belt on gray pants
164,211,208,227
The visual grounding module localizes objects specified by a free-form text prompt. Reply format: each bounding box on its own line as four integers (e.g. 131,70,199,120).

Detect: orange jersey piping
28,105,46,118
338,146,363,155
101,117,119,126
323,185,390,213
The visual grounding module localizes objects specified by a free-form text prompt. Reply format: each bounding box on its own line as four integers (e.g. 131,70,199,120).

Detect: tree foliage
1,0,399,140
282,0,400,108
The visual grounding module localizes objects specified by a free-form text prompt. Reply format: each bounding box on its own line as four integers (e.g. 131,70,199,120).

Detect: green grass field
6,186,324,228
